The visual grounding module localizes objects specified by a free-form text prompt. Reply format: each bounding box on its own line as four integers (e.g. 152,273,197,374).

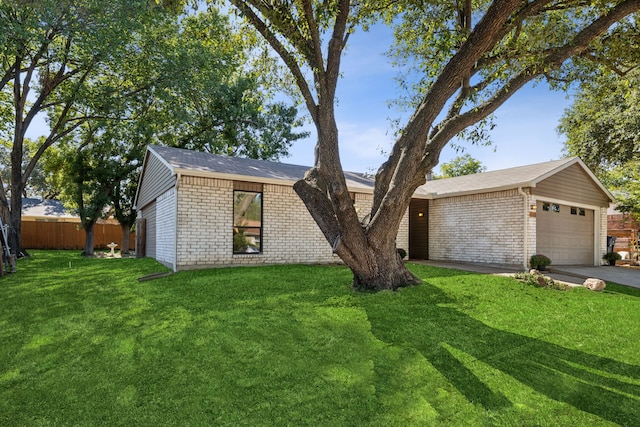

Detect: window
579,208,586,216
233,190,263,254
571,207,577,215
542,202,560,212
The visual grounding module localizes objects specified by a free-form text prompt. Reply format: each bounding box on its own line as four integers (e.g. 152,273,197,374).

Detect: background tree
224,0,640,290
436,154,487,179
0,138,61,199
38,6,307,256
1,1,306,257
601,163,640,220
559,68,640,220
0,0,166,256
146,10,308,160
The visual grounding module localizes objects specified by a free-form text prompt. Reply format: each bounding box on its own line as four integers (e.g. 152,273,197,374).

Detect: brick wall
172,175,409,270
156,188,176,268
176,176,233,268
175,176,339,269
429,189,525,266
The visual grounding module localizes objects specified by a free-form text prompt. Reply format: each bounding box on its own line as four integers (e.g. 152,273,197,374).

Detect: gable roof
414,157,614,202
138,146,614,205
145,145,376,192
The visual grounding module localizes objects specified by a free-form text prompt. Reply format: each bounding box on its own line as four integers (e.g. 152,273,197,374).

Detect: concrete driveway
550,266,640,288
413,260,640,288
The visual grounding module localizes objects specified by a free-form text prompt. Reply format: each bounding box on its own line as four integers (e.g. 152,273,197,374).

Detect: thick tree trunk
120,223,131,255
349,240,422,291
83,220,97,256
294,164,422,292
295,178,421,291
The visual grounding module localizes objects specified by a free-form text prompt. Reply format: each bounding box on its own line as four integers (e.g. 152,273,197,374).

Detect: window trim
232,183,264,255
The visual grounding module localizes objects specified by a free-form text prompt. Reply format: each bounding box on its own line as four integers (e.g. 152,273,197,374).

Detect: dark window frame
233,186,264,255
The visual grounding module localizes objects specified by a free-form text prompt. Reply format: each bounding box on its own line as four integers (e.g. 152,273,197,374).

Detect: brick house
135,145,613,271
134,145,406,271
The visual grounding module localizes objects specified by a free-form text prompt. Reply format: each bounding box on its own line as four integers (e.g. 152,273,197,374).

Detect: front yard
1,251,639,426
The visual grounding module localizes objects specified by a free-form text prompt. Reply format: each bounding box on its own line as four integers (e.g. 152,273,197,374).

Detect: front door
409,198,429,260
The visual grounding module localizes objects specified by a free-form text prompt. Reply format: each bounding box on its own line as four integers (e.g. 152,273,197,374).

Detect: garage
536,201,594,265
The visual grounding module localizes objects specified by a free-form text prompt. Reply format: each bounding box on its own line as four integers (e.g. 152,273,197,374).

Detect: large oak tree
223,0,640,290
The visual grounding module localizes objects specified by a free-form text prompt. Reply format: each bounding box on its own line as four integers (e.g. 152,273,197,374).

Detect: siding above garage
415,157,614,205
533,163,611,207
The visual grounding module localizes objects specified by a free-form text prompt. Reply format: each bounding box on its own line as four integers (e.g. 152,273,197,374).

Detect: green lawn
1,251,639,426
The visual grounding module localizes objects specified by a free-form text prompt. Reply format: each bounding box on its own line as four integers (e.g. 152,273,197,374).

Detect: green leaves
559,68,640,172
559,66,640,220
436,154,487,179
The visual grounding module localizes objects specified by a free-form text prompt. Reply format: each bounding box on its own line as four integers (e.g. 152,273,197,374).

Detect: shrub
513,272,570,291
397,248,407,260
529,254,552,269
602,252,622,265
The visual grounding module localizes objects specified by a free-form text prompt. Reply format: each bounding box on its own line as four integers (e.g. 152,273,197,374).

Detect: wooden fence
22,220,135,250
608,213,639,254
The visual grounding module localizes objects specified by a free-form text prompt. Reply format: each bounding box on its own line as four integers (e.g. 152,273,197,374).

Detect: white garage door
536,201,594,265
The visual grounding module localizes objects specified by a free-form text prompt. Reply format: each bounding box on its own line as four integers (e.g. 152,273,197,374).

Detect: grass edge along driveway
1,251,639,426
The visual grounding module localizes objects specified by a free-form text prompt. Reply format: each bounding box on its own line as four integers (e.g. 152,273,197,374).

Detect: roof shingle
149,145,375,191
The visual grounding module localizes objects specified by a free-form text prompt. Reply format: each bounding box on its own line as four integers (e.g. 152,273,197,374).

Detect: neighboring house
21,198,133,250
607,205,639,259
22,198,77,221
135,145,613,271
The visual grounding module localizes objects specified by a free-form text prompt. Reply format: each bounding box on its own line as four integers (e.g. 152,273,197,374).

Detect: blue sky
26,22,574,176
285,24,575,175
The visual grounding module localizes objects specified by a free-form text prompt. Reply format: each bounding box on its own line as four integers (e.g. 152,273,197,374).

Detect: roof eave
172,167,376,195
427,182,534,199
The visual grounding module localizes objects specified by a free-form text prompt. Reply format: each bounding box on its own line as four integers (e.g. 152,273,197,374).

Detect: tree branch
229,0,319,124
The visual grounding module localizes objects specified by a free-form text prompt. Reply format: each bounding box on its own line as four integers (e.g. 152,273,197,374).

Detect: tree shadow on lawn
363,282,640,425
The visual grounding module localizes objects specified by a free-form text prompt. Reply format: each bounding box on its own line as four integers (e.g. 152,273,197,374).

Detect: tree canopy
0,0,165,255
559,69,640,173
224,0,640,290
1,1,307,256
436,154,487,179
559,68,640,219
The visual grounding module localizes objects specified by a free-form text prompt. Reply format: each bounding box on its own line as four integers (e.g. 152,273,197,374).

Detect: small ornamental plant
397,248,407,260
529,254,552,270
602,251,622,266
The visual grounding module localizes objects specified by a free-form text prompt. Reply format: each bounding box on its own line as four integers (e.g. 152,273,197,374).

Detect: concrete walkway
413,260,640,288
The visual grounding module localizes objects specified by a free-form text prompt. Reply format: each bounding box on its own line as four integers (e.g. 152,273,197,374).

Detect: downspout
517,187,529,270
173,173,180,272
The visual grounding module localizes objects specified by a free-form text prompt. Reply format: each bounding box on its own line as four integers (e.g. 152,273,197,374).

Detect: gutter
173,173,180,272
517,187,529,270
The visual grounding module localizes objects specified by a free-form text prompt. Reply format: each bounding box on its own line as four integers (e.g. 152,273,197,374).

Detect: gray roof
22,198,75,218
414,157,612,199
148,145,376,191
146,146,613,201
